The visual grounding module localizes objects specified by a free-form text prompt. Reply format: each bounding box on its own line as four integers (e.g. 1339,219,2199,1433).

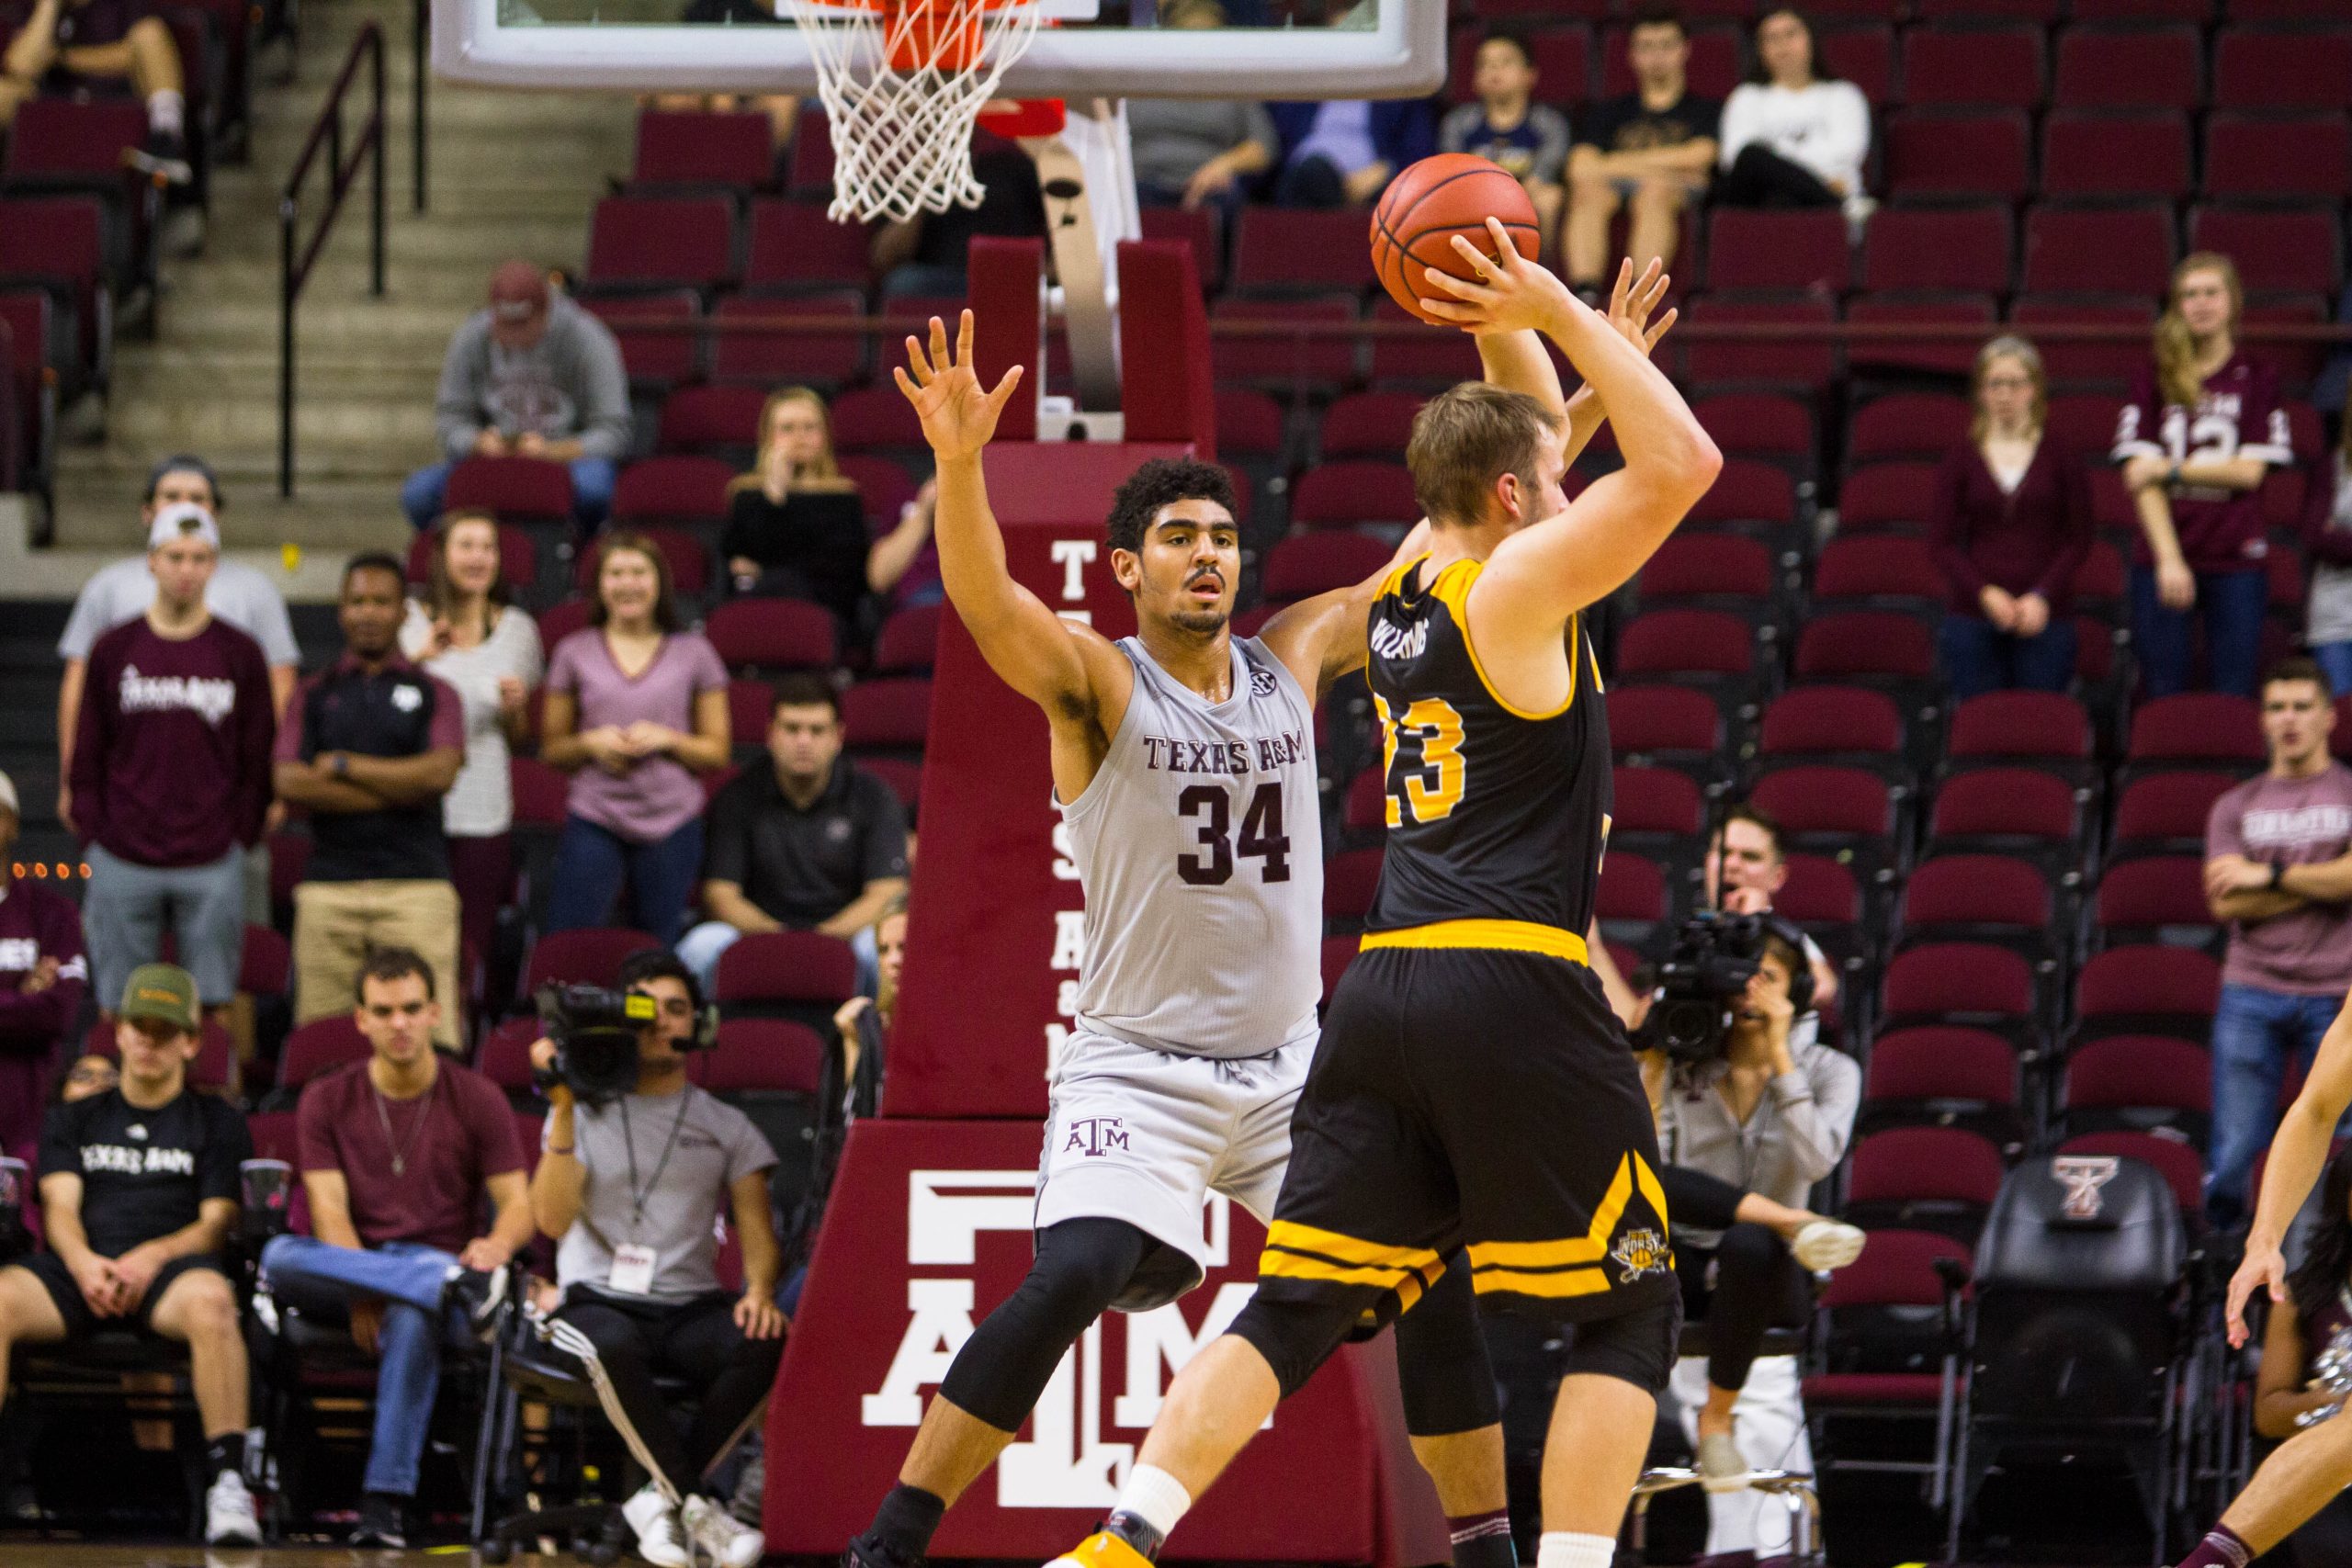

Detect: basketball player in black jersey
1050,222,1719,1568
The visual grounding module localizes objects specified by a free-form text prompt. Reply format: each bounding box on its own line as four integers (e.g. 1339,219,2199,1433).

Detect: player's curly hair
1104,458,1238,558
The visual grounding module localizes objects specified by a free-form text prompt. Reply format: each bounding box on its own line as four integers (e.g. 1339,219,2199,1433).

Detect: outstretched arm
1257,521,1431,703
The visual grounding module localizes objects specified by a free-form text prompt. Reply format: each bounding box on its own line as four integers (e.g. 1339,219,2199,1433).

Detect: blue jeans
401,456,616,531
2207,983,2345,1225
2312,640,2352,698
1938,613,2078,701
259,1235,461,1497
545,815,705,946
2130,563,2267,698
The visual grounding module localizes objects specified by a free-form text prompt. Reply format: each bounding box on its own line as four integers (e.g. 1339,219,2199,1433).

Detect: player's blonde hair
2154,252,2243,412
1406,382,1561,529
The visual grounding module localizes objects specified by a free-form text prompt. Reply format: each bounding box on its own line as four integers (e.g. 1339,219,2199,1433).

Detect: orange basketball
1370,152,1543,326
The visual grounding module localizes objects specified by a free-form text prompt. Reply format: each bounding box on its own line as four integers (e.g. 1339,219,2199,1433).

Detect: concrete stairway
28,0,635,592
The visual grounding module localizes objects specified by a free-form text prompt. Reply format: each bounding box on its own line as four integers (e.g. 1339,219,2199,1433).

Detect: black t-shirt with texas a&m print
38,1089,249,1258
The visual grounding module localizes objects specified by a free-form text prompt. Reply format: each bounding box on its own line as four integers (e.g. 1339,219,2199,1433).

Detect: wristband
2168,460,2183,486
547,1143,575,1156
2270,861,2286,891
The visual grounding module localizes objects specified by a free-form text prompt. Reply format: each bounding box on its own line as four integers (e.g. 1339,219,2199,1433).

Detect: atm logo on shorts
1063,1116,1128,1157
1611,1227,1670,1283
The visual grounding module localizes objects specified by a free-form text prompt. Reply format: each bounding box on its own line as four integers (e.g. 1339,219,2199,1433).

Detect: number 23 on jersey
1377,694,1466,826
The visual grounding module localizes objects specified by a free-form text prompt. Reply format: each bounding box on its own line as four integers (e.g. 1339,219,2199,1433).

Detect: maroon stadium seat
1318,391,1425,461
1849,393,1969,462
1368,297,1479,388
586,291,703,389
1862,1027,2021,1145
1818,23,1894,103
1811,536,1942,609
1839,462,1939,532
1860,206,2012,297
693,1018,828,1096
1757,685,1905,761
2040,111,2192,201
744,197,874,291
1230,208,1377,296
725,679,775,752
2020,206,2176,299
2188,208,2340,299
2211,27,2352,113
1883,942,2036,1033
2051,26,2203,110
584,195,739,295
704,598,840,671
1261,532,1392,602
826,385,930,455
2112,771,2238,855
1212,295,1359,391
1926,768,2081,859
873,605,942,674
1900,855,2052,948
611,455,735,529
2056,1131,2205,1224
2204,115,2352,203
1595,852,1668,941
710,288,868,389
1288,460,1419,529
842,678,932,753
2011,296,2154,386
1845,295,1997,379
2063,1035,2211,1143
1615,609,1762,685
2126,694,2265,768
1611,764,1706,840
1636,533,1778,606
1139,205,1223,296
1685,458,1797,527
1884,110,2030,202
526,928,659,994
1845,1126,2009,1239
1213,387,1286,458
1792,611,1935,686
1915,0,2057,17
1750,764,1898,847
1322,847,1385,924
713,931,857,1011
475,1016,539,1094
1610,684,1724,758
1901,26,2043,108
1804,1228,1973,1470
0,196,107,387
2071,0,2209,17
786,106,835,193
2075,943,2220,1041
1447,27,1591,103
1680,295,1838,391
1703,209,1852,294
631,109,775,192
275,1016,369,1093
659,384,769,456
1690,393,1814,464
1948,690,2093,766
1777,852,1865,929
445,457,574,523
2094,855,2218,941
832,454,917,526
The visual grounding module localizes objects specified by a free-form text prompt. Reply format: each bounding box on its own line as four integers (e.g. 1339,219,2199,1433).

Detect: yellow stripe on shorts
1359,919,1589,964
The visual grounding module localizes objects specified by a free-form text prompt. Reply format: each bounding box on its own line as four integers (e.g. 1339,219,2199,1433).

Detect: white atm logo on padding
863,1169,1261,1509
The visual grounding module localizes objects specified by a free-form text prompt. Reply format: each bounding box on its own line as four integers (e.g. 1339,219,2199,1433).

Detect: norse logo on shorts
1610,1227,1670,1283
1250,668,1278,697
1064,1116,1129,1157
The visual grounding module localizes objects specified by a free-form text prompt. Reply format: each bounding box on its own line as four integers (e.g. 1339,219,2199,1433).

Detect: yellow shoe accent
1047,1531,1157,1568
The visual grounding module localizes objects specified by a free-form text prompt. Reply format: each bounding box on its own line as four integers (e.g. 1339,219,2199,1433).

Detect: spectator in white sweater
1714,8,1871,231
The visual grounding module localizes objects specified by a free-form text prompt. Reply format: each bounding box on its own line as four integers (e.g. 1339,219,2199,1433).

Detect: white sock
147,90,184,136
1535,1531,1616,1568
1110,1464,1192,1541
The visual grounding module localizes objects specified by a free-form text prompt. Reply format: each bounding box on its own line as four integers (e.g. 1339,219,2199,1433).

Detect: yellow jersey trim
1361,919,1589,965
1264,1221,1443,1273
1378,551,1432,599
1259,1251,1419,1290
1427,558,1577,722
1471,1266,1612,1299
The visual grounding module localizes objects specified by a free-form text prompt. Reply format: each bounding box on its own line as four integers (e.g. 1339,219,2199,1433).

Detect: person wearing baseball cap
70,504,276,1042
0,766,89,1162
0,963,260,1544
399,258,631,532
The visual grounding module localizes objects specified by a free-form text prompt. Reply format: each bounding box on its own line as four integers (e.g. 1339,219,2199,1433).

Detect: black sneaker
350,1491,408,1549
125,130,193,186
846,1531,923,1568
444,1264,509,1342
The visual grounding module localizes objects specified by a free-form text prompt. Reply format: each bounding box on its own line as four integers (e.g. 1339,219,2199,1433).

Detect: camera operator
1702,805,1840,1042
527,950,783,1568
1648,923,1859,1506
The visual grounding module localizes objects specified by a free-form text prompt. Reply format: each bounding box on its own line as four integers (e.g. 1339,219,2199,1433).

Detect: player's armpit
1259,521,1433,700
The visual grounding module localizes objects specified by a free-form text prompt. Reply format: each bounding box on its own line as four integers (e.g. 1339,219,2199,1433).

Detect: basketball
1370,152,1543,326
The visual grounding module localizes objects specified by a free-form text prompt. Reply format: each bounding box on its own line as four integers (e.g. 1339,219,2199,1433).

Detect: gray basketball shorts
1035,1028,1313,1296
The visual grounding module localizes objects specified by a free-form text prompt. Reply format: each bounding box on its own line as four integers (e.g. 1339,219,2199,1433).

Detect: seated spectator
1714,8,1871,231
1646,925,1859,1498
541,536,730,944
677,674,910,994
2199,657,2352,1228
0,771,87,1161
722,389,868,630
1267,89,1436,209
1440,32,1568,261
401,511,544,975
0,964,258,1545
401,261,631,533
834,890,907,1114
869,477,942,612
275,554,467,1048
2248,1142,2352,1565
0,0,190,181
871,130,1046,299
258,946,530,1549
2304,412,2352,696
1931,335,2092,700
1125,0,1275,214
50,1052,115,1106
69,503,275,1041
2117,254,2294,700
1565,8,1717,303
56,456,299,836
526,950,782,1568
1701,804,1841,1030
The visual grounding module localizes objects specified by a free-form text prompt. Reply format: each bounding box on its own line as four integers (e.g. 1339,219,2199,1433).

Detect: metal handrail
279,20,388,498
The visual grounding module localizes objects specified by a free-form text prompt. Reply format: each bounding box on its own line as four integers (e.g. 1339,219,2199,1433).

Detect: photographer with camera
1702,805,1840,1043
527,950,784,1568
1643,915,1859,1538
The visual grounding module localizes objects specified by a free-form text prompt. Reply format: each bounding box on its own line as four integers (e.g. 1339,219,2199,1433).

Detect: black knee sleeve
1229,1294,1361,1401
1712,1221,1785,1279
936,1218,1151,1430
1392,1253,1501,1437
1556,1295,1680,1398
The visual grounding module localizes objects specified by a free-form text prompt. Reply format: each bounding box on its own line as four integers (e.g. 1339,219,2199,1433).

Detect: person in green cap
0,963,258,1545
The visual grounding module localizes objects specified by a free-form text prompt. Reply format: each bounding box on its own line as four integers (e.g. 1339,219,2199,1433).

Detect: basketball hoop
785,0,1054,222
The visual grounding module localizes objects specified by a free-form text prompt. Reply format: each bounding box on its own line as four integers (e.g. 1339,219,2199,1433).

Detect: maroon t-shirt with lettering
71,617,276,868
295,1058,525,1253
2208,762,2352,995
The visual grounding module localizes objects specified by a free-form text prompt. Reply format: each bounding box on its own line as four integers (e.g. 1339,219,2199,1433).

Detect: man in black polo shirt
274,553,467,1047
678,672,910,995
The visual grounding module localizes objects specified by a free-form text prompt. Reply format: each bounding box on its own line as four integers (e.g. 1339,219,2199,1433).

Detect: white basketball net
785,0,1049,224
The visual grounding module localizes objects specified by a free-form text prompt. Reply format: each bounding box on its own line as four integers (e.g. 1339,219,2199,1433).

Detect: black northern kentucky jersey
1363,554,1611,942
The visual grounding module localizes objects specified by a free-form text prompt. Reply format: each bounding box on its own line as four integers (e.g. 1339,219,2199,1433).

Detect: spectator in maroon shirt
68,504,275,1032
1931,335,2093,700
0,771,87,1162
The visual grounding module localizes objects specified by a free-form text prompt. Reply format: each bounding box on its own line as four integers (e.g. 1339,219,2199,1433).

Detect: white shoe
204,1469,261,1546
1694,1430,1751,1495
684,1493,766,1568
1792,1218,1866,1272
622,1482,692,1568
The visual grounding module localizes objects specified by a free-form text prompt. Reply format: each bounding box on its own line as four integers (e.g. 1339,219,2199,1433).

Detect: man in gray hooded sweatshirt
401,259,631,531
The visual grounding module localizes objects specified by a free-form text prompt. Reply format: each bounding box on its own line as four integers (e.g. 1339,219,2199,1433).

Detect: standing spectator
869,478,943,612
1701,804,1842,1032
0,0,192,181
721,388,869,630
275,555,467,1048
1713,9,1871,231
1565,9,1718,303
1267,91,1437,209
259,947,531,1548
2304,416,2352,696
1931,335,2093,699
0,771,86,1162
400,512,544,976
1125,0,1275,214
2200,657,2352,1226
0,964,258,1545
677,675,909,994
70,504,275,1037
401,261,631,533
541,535,730,943
56,457,299,835
2118,254,2295,699
1439,32,1569,260
527,950,781,1568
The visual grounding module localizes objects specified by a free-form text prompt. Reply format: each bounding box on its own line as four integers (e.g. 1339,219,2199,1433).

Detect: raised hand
1417,217,1572,337
893,309,1025,463
1603,254,1678,359
2226,1238,2287,1348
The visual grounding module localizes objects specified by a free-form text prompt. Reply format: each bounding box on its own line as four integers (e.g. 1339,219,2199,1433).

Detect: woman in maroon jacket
1931,334,2093,698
